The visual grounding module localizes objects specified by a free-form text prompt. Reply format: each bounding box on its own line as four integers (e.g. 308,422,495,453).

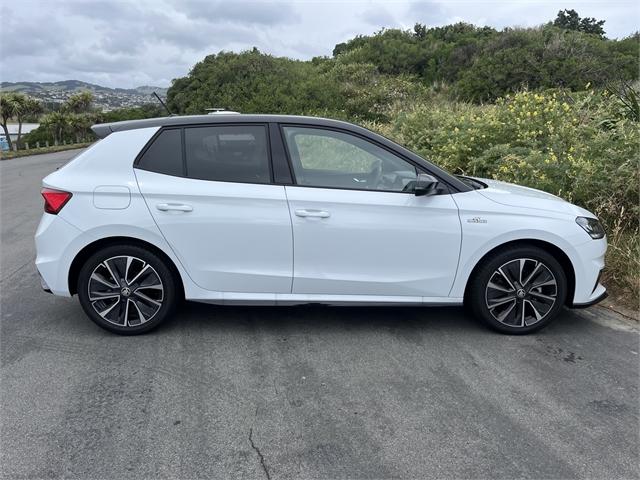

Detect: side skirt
188,292,464,307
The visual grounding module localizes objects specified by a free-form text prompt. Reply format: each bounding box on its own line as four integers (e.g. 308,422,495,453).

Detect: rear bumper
38,270,52,294
35,213,83,297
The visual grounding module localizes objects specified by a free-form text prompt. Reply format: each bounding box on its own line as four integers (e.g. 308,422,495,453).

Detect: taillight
41,188,72,214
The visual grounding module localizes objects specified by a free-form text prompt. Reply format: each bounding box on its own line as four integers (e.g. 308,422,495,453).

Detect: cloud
406,1,448,26
65,0,143,22
1,8,66,57
145,11,261,51
1,0,636,89
179,0,300,25
361,6,398,27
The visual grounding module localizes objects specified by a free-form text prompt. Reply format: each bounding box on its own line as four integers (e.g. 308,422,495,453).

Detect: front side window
282,126,417,192
185,125,270,183
137,128,183,176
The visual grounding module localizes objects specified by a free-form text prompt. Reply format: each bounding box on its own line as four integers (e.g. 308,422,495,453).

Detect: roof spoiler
91,123,114,139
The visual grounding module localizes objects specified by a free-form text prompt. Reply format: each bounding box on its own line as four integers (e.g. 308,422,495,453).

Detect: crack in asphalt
0,257,35,284
249,426,272,480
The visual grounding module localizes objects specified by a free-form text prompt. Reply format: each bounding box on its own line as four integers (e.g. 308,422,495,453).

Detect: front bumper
571,289,608,308
567,235,607,307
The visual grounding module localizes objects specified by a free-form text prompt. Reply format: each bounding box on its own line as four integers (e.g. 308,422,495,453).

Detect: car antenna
153,91,175,116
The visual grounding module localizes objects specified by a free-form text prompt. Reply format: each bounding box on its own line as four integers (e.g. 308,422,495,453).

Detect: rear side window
136,129,183,176
184,125,270,183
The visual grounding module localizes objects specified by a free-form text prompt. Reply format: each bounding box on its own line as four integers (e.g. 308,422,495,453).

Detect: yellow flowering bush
383,89,638,227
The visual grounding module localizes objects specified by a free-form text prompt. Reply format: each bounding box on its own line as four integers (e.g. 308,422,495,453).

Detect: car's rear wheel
468,245,567,334
77,245,177,334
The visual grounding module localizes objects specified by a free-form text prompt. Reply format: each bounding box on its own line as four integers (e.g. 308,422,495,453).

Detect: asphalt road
1,149,638,480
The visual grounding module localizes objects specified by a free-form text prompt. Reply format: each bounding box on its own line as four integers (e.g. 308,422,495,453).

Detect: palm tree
41,111,69,144
0,93,42,149
0,93,23,150
65,91,94,114
67,113,94,143
15,97,43,147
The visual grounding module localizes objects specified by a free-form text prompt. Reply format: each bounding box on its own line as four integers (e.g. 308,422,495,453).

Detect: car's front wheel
467,245,567,334
77,245,177,335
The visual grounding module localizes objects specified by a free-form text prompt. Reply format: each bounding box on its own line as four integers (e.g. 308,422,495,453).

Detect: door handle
156,203,193,212
295,209,330,218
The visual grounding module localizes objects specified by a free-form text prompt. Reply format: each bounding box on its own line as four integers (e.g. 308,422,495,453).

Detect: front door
281,126,461,298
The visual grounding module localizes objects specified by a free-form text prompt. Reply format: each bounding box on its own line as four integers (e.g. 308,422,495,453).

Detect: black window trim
269,122,294,185
278,123,453,195
134,122,276,186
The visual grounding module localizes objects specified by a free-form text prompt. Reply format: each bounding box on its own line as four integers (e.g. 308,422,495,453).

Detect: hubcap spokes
485,258,557,327
88,256,163,327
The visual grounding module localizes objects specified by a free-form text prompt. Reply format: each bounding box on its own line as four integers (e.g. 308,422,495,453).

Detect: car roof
91,114,360,139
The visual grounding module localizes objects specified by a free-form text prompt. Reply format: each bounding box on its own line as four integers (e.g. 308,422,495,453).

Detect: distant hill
0,80,168,110
0,80,168,96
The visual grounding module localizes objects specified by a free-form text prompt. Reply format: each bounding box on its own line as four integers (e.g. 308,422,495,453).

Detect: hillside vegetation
167,15,638,113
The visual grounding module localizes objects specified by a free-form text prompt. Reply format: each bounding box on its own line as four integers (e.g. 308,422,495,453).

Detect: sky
1,0,638,89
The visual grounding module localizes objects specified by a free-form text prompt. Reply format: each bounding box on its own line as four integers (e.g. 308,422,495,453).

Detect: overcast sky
1,0,638,89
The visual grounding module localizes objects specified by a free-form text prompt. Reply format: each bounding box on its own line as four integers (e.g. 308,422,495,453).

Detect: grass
0,142,92,160
602,227,640,314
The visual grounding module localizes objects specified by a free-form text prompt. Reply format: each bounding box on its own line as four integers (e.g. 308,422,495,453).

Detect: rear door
135,124,293,293
281,125,461,298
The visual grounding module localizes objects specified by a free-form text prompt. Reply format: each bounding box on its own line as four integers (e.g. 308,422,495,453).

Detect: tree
0,93,43,149
413,23,427,39
22,91,98,146
0,93,22,150
15,97,42,147
64,91,94,113
101,104,165,122
41,111,69,143
553,9,606,37
67,113,95,143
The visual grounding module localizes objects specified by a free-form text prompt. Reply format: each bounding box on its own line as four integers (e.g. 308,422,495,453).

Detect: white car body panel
135,170,293,293
35,120,607,311
449,187,606,304
475,177,594,216
284,185,461,297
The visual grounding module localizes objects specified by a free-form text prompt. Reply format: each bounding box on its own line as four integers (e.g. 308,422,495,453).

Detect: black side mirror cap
413,173,439,196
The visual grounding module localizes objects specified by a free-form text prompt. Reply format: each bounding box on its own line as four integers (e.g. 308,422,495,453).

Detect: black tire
467,245,567,334
77,245,177,335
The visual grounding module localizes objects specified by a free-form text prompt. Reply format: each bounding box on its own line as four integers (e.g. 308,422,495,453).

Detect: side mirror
413,173,439,196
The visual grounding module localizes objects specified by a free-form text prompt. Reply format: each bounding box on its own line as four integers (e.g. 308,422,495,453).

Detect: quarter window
282,126,417,192
136,129,183,176
184,125,270,183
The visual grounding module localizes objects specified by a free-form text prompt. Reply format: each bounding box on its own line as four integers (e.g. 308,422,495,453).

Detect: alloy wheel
485,258,557,327
88,256,164,327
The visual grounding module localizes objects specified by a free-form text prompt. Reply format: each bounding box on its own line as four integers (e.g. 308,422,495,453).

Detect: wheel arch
463,239,576,306
68,236,185,298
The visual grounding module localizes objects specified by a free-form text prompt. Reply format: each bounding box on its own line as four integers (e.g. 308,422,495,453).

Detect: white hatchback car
35,115,607,335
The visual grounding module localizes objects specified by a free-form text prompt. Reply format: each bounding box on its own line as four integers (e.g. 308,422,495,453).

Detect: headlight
576,216,605,239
